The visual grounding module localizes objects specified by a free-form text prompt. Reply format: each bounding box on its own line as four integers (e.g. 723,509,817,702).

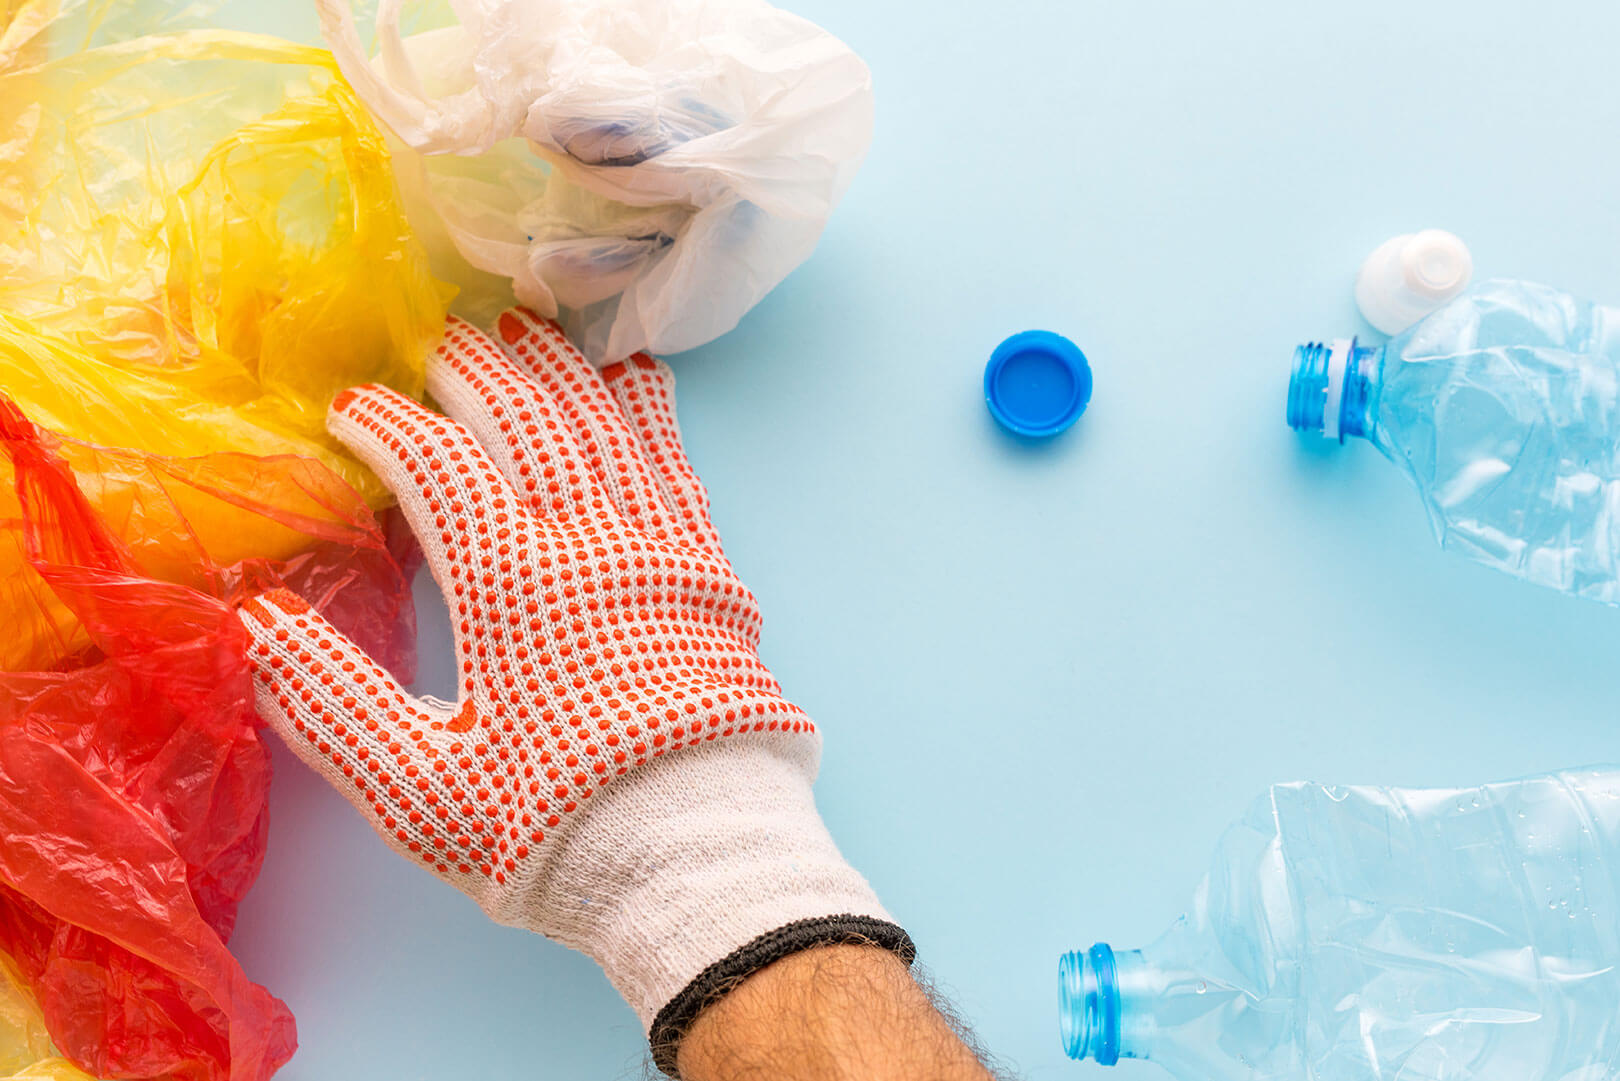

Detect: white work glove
237,311,908,1074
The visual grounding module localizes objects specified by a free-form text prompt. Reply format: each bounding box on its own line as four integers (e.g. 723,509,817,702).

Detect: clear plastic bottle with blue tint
1287,279,1620,603
1060,767,1620,1080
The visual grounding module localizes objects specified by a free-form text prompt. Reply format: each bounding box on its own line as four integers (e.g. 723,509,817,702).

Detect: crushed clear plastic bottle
1287,279,1620,603
1061,767,1620,1080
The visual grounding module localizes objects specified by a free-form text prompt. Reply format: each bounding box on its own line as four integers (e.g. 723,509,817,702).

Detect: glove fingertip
329,385,362,416
326,383,398,435
498,306,583,360
240,588,308,629
602,353,665,386
261,587,311,614
497,310,527,344
238,596,277,630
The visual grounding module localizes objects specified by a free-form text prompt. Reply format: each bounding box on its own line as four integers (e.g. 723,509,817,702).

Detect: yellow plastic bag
0,951,94,1081
0,11,449,502
0,0,451,669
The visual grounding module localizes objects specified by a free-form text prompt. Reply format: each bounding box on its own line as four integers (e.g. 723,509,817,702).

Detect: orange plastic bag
0,950,94,1081
0,400,418,1081
0,313,426,671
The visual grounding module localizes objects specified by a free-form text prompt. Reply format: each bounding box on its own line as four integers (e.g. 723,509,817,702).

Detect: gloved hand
237,311,908,1074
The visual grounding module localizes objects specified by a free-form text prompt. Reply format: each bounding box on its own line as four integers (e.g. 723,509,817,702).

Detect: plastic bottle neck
1060,944,1149,1065
1063,932,1291,1081
1286,339,1384,442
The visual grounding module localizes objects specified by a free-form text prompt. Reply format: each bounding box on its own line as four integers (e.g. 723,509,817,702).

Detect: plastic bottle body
1063,767,1620,1080
1290,279,1620,603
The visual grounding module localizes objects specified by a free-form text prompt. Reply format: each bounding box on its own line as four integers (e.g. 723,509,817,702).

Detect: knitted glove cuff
513,738,907,1051
648,913,915,1076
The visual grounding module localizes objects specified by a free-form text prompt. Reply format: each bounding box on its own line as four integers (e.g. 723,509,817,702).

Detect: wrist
652,913,914,1076
677,945,994,1081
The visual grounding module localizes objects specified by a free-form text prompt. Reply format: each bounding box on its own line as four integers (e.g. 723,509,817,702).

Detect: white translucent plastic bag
318,0,874,360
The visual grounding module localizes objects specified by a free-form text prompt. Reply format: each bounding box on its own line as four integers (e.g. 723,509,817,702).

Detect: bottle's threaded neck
1286,342,1332,433
1060,944,1122,1064
1286,338,1382,442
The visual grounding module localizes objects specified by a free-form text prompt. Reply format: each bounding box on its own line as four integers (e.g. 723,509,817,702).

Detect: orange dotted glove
238,311,908,1074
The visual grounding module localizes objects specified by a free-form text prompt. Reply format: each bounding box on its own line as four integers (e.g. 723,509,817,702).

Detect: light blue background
226,1,1620,1078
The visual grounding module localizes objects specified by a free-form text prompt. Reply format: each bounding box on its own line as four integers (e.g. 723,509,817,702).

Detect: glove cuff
648,913,914,1076
510,738,906,1059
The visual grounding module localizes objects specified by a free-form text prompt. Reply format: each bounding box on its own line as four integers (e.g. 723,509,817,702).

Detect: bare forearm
677,945,999,1081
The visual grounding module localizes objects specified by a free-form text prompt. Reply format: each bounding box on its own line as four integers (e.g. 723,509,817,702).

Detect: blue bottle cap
984,331,1092,438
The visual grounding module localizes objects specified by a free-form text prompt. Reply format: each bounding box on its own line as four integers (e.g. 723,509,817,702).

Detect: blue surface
227,1,1620,1078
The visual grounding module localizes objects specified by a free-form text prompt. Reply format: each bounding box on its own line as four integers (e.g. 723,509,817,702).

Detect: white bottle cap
1353,229,1473,335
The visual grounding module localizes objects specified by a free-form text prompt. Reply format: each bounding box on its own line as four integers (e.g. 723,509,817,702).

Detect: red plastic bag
0,398,417,1080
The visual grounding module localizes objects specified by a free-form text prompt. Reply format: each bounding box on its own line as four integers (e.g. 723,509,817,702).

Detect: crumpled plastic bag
0,2,437,1077
0,952,96,1081
0,0,449,670
317,0,874,360
0,399,419,1081
0,3,450,509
